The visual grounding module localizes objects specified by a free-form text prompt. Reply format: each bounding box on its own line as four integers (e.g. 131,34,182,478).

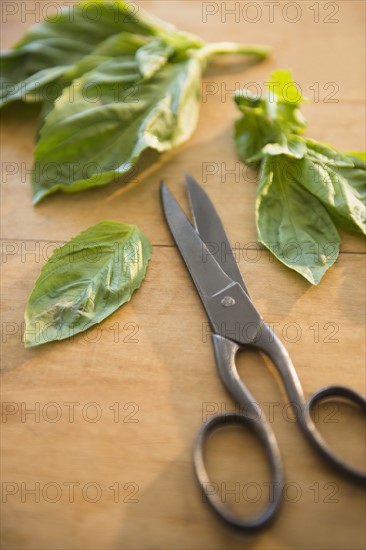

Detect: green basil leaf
1,37,90,106
63,32,149,81
32,33,149,135
32,57,201,203
24,221,152,347
136,38,174,79
234,68,364,284
0,65,70,105
347,151,366,162
234,70,307,165
262,135,307,159
0,0,196,106
298,139,366,234
2,0,268,202
265,69,307,135
266,69,305,104
256,156,341,285
234,91,276,165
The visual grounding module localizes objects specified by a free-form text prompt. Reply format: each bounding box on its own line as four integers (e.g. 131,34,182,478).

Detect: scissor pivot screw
221,296,236,307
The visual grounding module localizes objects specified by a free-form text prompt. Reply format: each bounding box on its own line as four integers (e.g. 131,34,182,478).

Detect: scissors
160,174,366,531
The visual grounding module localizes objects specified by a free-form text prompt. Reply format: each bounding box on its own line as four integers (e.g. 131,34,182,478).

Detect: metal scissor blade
184,173,250,296
161,181,263,344
161,182,236,303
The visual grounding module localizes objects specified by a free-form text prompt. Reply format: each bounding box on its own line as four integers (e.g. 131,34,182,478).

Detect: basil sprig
234,70,365,285
1,0,268,203
24,221,152,347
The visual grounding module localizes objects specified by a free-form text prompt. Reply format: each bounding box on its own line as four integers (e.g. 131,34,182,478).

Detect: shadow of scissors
161,174,366,531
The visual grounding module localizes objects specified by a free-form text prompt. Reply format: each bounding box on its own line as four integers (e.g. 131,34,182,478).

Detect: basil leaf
32,32,149,133
64,32,149,81
256,157,341,285
1,37,91,106
0,0,201,106
347,151,366,162
234,91,276,165
262,135,307,160
2,0,268,200
136,38,174,79
24,221,152,347
32,57,201,203
234,68,365,284
234,70,307,165
0,65,70,105
266,69,306,129
299,139,366,234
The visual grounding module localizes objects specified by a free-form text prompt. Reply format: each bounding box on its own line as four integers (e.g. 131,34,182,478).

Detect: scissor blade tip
160,181,170,199
184,172,195,183
185,173,202,192
160,182,178,216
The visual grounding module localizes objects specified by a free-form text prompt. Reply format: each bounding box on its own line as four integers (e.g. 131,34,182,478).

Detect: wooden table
1,1,365,548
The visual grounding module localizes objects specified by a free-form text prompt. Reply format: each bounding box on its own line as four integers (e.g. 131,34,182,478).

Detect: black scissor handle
193,335,283,531
194,332,366,531
255,325,366,484
302,385,366,483
193,413,283,531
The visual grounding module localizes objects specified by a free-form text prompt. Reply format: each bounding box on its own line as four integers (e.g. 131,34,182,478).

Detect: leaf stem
196,42,270,65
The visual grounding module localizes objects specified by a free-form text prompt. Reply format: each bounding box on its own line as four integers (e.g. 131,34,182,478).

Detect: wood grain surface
1,1,365,549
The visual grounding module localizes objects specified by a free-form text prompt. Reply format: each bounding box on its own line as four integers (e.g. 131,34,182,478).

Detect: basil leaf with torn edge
32,56,202,203
24,221,152,347
2,1,269,202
